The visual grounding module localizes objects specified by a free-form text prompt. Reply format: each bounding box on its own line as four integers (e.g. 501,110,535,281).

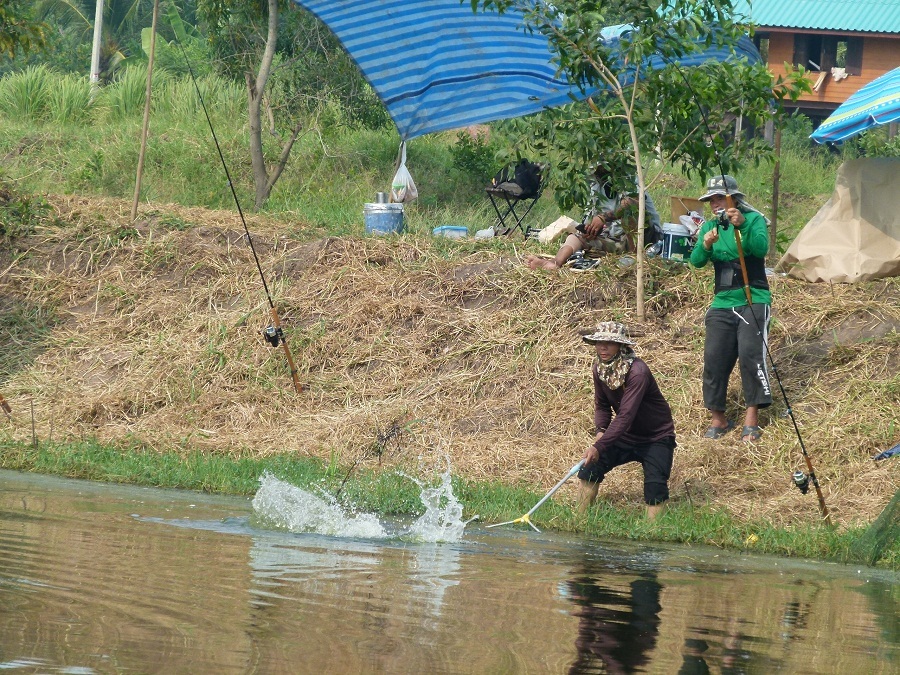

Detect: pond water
1,468,897,674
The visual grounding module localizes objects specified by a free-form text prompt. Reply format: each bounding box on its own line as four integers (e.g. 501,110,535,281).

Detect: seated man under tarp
526,163,661,271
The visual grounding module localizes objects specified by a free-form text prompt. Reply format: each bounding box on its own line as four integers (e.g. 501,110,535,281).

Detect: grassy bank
1,67,897,570
0,188,898,567
0,66,842,245
1,437,889,569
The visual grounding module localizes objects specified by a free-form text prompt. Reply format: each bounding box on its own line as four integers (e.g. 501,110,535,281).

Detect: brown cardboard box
669,196,705,223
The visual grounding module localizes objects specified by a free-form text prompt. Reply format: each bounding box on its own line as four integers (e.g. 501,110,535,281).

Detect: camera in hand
715,208,730,230
576,210,616,234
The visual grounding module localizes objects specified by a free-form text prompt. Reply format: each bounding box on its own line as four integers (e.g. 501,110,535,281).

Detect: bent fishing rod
175,40,303,394
660,52,831,524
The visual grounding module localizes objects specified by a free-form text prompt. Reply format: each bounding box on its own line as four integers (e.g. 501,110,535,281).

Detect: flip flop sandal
703,421,734,439
741,425,762,442
571,258,601,271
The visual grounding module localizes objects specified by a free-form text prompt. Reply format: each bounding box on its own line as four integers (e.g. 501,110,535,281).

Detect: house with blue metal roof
733,0,900,120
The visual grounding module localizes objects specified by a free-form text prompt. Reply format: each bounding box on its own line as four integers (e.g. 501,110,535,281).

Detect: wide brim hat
582,321,635,346
698,174,744,202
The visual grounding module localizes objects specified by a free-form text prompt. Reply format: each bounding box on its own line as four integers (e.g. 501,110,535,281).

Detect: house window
754,33,770,63
794,34,863,75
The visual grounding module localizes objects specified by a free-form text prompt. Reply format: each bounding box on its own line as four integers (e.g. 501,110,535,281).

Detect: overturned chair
485,158,545,237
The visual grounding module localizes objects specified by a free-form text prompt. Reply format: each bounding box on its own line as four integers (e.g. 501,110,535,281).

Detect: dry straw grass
1,194,898,528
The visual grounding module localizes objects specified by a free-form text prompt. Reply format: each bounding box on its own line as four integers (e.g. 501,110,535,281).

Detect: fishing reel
715,208,730,230
791,470,810,495
262,324,284,348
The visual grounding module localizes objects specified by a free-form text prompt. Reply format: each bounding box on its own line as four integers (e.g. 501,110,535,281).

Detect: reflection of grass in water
0,300,57,380
1,437,896,569
856,572,900,648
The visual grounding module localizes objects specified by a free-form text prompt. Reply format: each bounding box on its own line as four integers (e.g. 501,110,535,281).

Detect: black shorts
577,437,676,505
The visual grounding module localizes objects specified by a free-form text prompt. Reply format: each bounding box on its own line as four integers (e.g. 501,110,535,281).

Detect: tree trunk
627,114,646,322
247,0,289,211
770,126,782,262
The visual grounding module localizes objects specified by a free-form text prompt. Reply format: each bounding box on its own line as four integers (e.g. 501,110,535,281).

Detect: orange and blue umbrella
811,66,900,143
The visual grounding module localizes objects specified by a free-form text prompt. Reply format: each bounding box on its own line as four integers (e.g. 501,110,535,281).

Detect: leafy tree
199,0,307,210
198,0,391,210
0,2,48,59
34,0,159,80
473,0,809,319
139,2,213,77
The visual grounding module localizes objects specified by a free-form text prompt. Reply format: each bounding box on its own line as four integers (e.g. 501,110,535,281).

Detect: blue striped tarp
293,1,760,139
293,0,579,139
811,66,900,144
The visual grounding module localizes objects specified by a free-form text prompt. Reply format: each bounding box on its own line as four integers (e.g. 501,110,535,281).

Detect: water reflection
1,470,899,674
565,561,662,673
678,637,710,674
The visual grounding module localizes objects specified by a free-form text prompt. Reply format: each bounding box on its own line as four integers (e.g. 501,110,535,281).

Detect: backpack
513,159,542,198
491,159,542,199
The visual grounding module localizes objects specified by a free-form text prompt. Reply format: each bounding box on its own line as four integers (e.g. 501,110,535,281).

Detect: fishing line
173,36,303,394
657,50,831,524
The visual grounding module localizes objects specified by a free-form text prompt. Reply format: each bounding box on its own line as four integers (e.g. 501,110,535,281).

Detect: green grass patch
1,437,895,570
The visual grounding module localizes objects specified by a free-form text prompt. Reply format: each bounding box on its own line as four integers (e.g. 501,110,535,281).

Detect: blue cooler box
432,225,468,239
661,223,694,262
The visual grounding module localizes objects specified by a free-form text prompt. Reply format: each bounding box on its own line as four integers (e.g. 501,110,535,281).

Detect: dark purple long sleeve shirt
592,358,676,451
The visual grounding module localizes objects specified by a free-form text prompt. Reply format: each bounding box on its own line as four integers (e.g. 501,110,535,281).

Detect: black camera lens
715,208,730,229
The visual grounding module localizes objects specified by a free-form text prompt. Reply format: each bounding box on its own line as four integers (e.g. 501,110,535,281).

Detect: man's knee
643,481,669,505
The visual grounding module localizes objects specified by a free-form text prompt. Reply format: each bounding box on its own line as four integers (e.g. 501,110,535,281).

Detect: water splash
250,469,475,543
405,469,477,543
251,472,387,539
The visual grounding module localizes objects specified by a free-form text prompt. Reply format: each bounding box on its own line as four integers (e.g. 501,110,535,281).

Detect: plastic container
661,222,694,262
364,203,404,235
432,225,468,239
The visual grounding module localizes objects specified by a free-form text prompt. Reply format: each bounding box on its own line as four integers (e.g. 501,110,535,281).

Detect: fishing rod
660,51,831,524
487,460,584,532
174,39,303,394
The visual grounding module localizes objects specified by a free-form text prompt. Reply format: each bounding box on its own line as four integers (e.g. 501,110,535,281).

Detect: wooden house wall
765,33,899,109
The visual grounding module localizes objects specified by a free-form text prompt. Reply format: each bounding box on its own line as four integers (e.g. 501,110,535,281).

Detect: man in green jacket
690,175,772,442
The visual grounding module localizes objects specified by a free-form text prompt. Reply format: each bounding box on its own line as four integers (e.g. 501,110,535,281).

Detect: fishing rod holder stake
791,470,810,495
263,325,284,348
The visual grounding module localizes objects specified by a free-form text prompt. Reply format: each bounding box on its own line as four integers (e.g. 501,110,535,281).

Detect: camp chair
485,159,545,237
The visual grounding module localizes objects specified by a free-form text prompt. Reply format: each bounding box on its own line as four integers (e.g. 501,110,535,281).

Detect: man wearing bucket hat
690,175,772,442
577,322,676,520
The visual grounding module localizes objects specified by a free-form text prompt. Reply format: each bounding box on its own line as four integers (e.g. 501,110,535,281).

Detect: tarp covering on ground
292,0,760,139
775,158,900,283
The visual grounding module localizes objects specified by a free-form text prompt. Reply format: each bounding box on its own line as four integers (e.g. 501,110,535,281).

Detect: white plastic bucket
364,203,404,235
662,222,691,236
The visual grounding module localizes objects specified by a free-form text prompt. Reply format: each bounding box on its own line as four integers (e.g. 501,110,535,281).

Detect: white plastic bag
390,142,418,204
679,210,704,236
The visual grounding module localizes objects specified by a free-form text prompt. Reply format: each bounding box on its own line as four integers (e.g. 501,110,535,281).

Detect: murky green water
1,469,897,673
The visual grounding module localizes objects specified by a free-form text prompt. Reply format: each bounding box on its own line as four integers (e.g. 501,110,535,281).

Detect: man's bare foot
525,255,560,271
